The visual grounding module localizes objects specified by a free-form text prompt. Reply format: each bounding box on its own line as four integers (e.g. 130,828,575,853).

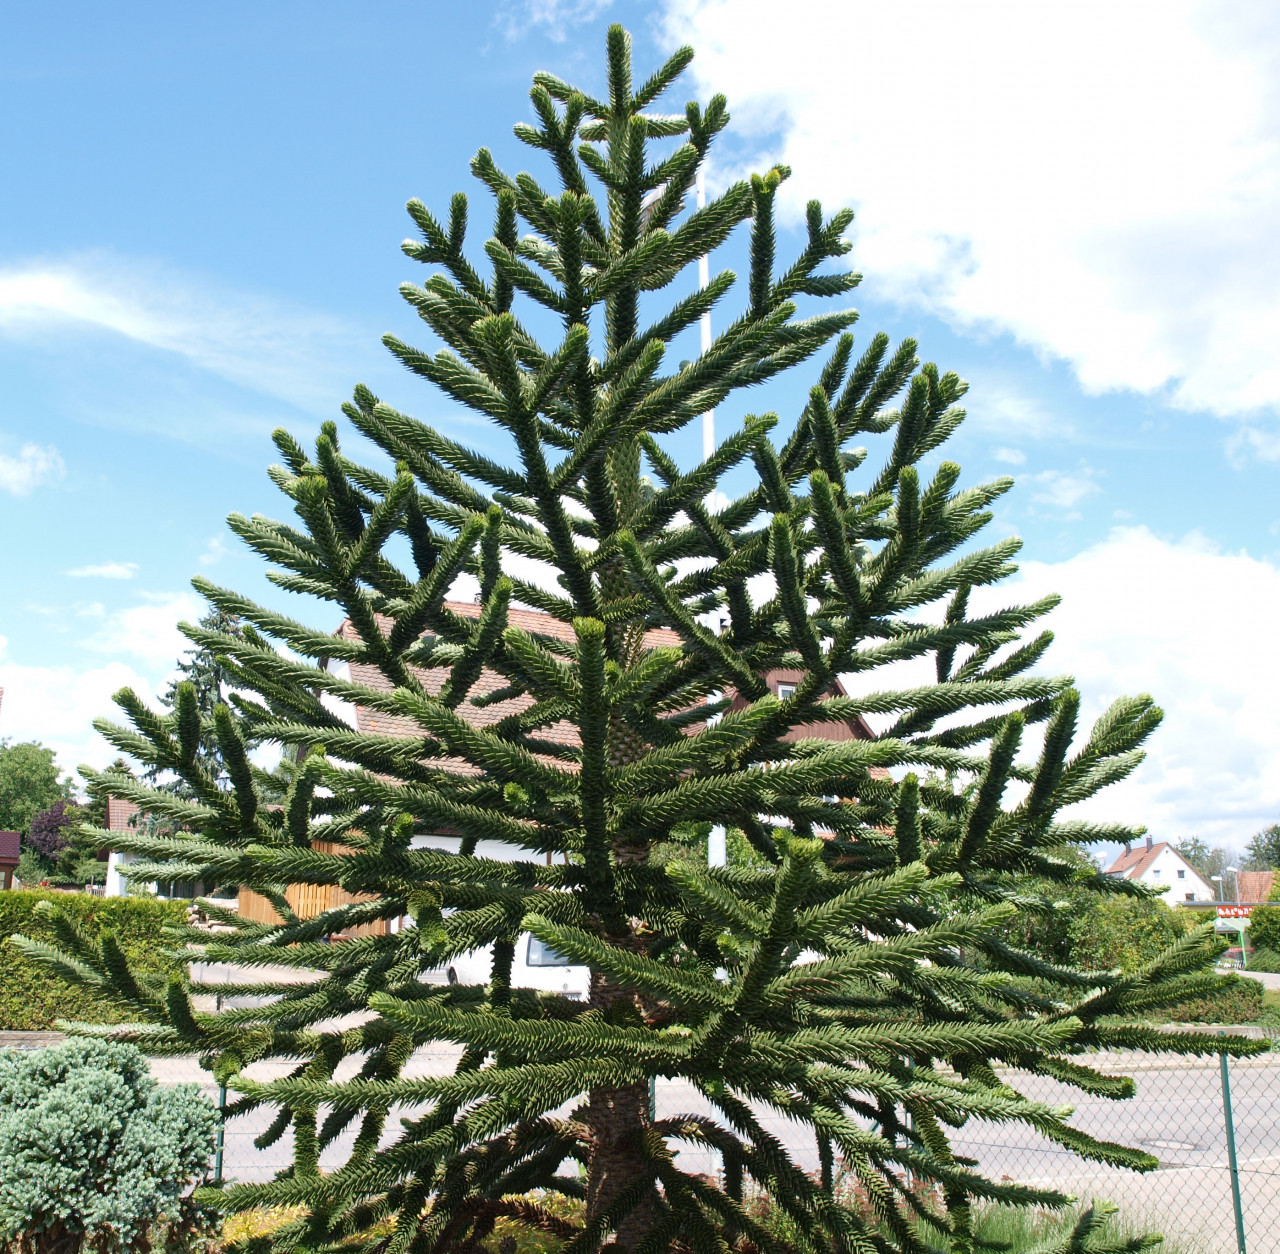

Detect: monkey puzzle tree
19,26,1258,1254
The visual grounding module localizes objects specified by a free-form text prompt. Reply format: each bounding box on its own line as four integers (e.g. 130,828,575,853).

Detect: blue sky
3,0,1279,853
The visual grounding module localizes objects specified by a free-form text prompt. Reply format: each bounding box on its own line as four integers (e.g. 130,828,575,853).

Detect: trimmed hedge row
1138,972,1264,1025
0,891,186,1029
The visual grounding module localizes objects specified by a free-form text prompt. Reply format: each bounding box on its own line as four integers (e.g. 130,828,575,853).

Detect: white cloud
0,590,206,777
1027,467,1102,511
992,527,1280,847
1226,423,1280,466
198,535,228,567
66,562,138,580
993,448,1025,465
0,637,162,778
0,442,64,495
496,0,613,41
843,526,1280,849
80,591,205,666
0,254,361,414
966,383,1071,443
661,0,1280,423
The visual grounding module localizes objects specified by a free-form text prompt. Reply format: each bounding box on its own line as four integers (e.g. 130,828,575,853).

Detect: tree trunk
585,1076,659,1251
583,580,664,1250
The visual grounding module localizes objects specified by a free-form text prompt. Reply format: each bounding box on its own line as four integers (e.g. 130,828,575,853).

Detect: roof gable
1105,841,1213,891
337,602,875,754
339,601,684,751
1106,841,1172,880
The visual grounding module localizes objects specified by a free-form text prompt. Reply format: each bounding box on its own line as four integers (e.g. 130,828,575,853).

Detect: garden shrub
1245,946,1280,973
0,1037,218,1254
1136,973,1263,1025
0,892,186,1030
1247,903,1280,953
1066,894,1190,972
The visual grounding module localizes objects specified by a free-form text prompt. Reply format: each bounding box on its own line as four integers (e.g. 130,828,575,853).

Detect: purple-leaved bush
27,800,76,859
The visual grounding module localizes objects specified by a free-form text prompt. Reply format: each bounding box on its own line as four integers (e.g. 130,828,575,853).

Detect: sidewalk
1237,969,1280,991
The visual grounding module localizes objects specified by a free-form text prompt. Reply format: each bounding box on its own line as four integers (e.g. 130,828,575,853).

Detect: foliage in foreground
0,1038,218,1254
17,25,1267,1254
960,1203,1172,1254
1137,972,1261,1025
222,1195,1171,1254
0,893,186,1030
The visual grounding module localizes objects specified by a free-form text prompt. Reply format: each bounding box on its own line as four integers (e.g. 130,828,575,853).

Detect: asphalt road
151,1047,1280,1252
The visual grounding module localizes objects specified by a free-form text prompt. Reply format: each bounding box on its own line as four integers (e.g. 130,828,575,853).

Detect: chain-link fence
944,1044,1280,1253
136,1035,1280,1253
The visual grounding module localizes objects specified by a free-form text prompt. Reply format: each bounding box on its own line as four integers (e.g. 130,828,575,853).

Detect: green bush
0,1037,218,1254
968,1203,1193,1253
1246,946,1280,973
0,891,186,1029
1137,973,1263,1025
1248,903,1280,952
1066,894,1190,972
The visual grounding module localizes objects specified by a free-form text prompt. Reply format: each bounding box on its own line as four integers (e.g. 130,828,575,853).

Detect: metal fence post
1219,1052,1247,1254
214,1082,227,1184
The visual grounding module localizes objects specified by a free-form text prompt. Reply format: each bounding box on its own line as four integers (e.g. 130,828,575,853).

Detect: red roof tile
339,601,682,751
1236,870,1275,904
106,798,140,832
1105,842,1170,879
336,603,878,774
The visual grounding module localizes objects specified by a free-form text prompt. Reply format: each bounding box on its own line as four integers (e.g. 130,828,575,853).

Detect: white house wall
1133,845,1215,903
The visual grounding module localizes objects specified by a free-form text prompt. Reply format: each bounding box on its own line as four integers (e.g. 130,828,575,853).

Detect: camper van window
527,936,571,966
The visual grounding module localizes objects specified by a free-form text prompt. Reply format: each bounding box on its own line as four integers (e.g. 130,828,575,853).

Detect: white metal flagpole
697,168,714,463
696,167,727,869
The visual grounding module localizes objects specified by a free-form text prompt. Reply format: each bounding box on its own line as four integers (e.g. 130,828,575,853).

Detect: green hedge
1249,904,1280,953
0,891,186,1029
1137,973,1264,1025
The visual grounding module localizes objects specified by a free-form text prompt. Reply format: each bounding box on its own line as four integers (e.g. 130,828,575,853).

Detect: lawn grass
969,1203,1199,1253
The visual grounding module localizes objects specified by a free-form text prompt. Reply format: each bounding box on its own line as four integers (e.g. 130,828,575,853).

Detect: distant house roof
339,601,879,760
341,602,682,758
737,667,877,745
1106,841,1179,881
0,832,19,866
106,798,140,832
1236,870,1275,904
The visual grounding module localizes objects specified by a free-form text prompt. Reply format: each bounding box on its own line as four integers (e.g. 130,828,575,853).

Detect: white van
435,933,591,1001
405,836,591,1000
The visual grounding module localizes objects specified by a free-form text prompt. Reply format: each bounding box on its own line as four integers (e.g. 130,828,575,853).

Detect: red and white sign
1218,905,1252,919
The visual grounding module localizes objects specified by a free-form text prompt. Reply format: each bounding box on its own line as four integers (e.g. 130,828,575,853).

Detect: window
1185,892,1195,901
1152,868,1161,875
776,683,796,700
1177,869,1186,879
527,936,571,967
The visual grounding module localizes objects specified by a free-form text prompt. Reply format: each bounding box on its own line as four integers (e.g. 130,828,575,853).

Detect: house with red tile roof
1235,870,1276,904
236,600,879,938
1105,836,1215,903
103,798,140,897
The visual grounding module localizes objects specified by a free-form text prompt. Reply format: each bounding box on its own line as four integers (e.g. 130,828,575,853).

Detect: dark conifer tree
153,607,249,789
20,28,1260,1254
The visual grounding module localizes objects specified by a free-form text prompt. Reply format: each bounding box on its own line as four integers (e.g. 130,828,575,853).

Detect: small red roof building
0,831,19,890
